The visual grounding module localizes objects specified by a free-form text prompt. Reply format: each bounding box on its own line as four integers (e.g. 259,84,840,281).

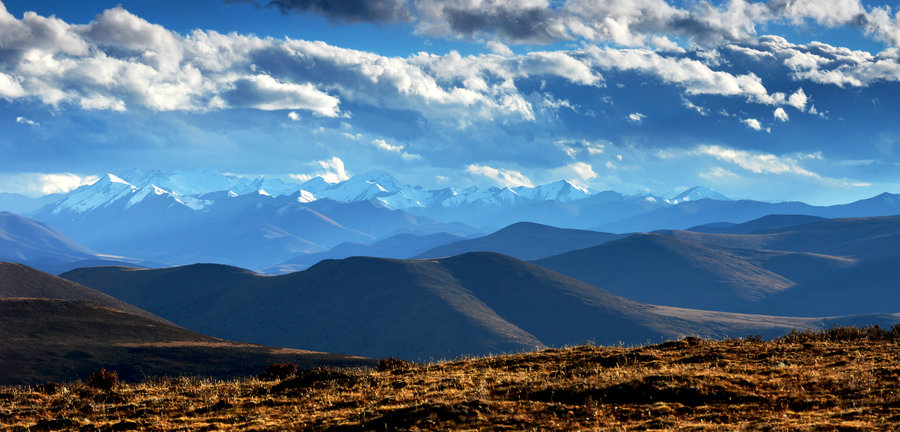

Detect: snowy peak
50,174,137,214
516,180,593,202
668,186,731,204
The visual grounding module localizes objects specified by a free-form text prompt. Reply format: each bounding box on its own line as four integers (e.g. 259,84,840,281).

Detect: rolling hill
415,222,625,260
533,233,856,313
62,254,891,361
0,263,374,385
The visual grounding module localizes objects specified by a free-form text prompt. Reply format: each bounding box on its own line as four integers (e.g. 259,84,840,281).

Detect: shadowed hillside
62,254,893,361
533,233,856,313
0,263,374,385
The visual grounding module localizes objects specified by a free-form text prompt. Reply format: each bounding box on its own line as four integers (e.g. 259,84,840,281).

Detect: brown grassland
2,326,900,431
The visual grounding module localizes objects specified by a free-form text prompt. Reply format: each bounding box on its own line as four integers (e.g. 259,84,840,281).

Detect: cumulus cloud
773,107,789,122
486,40,514,56
787,88,808,111
565,161,598,180
371,138,422,160
741,118,763,131
287,111,300,121
289,157,350,183
466,164,534,188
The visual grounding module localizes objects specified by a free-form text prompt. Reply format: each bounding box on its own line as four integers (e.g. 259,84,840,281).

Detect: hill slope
415,222,625,260
62,255,885,361
0,263,373,385
533,233,856,314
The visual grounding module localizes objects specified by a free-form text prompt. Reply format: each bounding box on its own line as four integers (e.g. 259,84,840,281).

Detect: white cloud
681,98,708,115
372,138,422,160
700,166,739,180
15,116,38,126
773,107,789,122
0,72,25,99
466,164,534,188
287,111,300,121
0,172,100,197
289,157,350,183
567,161,598,180
486,40,514,56
225,75,340,116
741,118,763,131
694,145,818,177
787,88,808,111
628,112,646,123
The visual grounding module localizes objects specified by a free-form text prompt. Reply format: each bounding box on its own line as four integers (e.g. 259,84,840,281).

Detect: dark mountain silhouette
688,214,827,234
415,222,625,260
0,262,163,322
0,263,374,385
62,254,887,361
533,234,855,313
269,232,464,274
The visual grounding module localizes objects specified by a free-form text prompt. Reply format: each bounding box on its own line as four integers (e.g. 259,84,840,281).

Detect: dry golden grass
3,327,900,431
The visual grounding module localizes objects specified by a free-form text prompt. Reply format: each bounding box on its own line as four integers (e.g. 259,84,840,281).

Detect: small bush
259,363,297,381
377,357,415,372
86,369,119,391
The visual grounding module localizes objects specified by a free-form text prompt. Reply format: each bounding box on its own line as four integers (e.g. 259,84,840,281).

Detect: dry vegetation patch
3,327,900,430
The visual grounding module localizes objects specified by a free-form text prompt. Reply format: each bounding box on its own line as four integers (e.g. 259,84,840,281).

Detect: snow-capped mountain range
42,168,689,216
6,168,900,272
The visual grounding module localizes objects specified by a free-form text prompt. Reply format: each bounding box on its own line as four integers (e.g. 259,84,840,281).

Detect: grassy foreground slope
3,327,899,431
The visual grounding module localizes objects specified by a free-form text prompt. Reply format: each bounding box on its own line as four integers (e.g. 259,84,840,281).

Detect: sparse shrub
780,325,900,344
271,367,364,394
259,363,297,381
377,357,415,372
86,369,119,391
35,382,64,395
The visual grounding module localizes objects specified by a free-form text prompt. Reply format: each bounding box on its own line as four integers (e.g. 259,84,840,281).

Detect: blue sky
2,0,900,204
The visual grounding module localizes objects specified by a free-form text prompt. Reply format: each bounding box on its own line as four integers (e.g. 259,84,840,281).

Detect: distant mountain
269,232,465,274
537,215,900,316
0,211,95,262
667,186,730,204
22,168,900,269
0,212,157,274
31,176,476,269
688,214,827,234
0,263,374,385
666,215,900,261
598,194,900,233
598,199,820,232
415,222,625,260
0,193,62,214
62,254,888,361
